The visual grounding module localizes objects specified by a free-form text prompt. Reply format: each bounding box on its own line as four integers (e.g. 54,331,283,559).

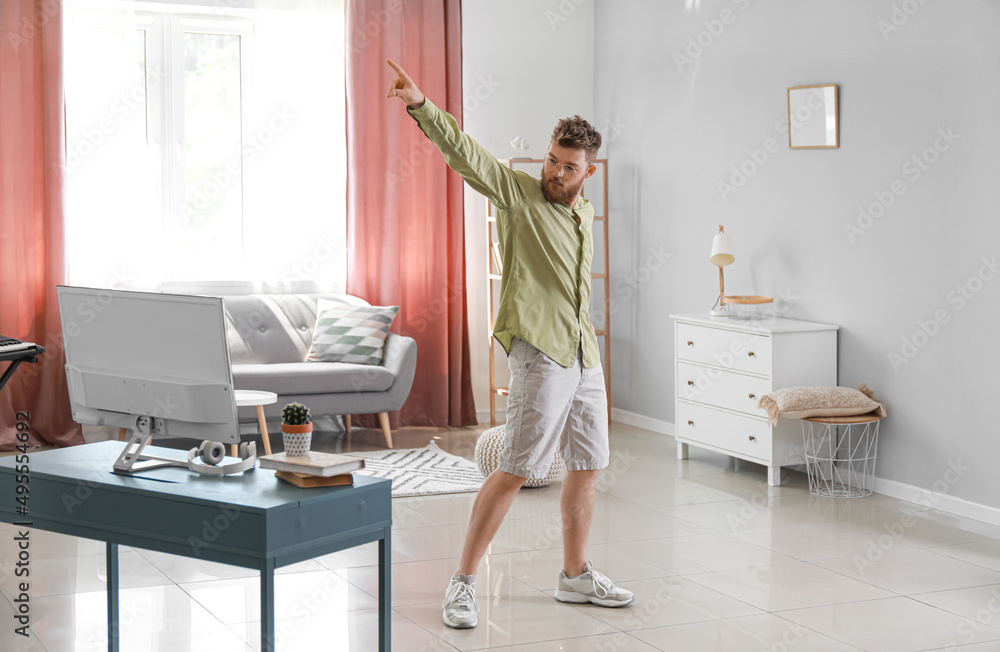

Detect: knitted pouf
475,425,563,488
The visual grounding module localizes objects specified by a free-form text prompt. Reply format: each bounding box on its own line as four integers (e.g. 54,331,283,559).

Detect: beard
540,175,584,205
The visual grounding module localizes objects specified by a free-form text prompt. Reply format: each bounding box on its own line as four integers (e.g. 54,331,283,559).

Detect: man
386,59,634,629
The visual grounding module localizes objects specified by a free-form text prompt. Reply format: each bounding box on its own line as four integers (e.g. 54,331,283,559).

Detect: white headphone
187,440,257,475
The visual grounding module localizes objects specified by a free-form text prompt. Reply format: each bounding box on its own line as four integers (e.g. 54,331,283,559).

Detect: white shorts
499,336,610,479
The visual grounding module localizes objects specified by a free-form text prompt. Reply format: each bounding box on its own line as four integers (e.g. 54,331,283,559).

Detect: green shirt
408,99,600,368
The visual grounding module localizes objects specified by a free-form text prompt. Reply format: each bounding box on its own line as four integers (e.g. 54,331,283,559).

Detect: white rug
352,441,484,498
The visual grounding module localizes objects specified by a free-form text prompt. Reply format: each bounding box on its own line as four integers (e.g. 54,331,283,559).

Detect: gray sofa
221,294,417,448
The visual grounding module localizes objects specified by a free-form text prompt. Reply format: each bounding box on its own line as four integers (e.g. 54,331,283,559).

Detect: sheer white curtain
63,0,346,294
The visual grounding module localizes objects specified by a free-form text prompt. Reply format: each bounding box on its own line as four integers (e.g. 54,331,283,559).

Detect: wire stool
801,413,881,498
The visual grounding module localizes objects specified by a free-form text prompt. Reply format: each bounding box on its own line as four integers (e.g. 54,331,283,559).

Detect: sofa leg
377,412,393,449
344,414,351,434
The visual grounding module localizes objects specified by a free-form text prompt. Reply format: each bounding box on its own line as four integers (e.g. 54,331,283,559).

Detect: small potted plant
281,402,313,457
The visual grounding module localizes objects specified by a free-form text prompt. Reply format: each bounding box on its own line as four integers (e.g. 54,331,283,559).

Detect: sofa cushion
231,362,395,395
305,300,399,365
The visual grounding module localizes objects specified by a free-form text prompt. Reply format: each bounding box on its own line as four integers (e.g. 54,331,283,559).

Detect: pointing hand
386,59,425,108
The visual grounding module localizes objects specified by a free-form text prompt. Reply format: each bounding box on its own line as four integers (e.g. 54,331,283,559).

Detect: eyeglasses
544,156,583,175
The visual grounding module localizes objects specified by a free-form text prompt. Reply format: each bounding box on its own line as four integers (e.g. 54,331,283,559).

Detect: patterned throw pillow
306,299,399,365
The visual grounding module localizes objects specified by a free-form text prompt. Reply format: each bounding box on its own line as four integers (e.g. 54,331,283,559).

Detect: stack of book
258,451,365,488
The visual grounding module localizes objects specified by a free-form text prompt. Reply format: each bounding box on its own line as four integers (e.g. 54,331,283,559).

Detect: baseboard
610,408,675,437
873,475,1000,527
609,412,1000,526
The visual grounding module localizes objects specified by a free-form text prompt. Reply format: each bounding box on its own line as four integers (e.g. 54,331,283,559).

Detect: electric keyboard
0,337,37,354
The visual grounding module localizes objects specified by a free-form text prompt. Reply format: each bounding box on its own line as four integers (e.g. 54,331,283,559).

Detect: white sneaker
442,573,479,628
555,561,634,607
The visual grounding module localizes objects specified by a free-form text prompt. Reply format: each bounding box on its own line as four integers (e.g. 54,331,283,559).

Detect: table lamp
709,225,734,317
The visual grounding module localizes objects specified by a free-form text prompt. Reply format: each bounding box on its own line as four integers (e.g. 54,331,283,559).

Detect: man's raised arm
386,59,521,210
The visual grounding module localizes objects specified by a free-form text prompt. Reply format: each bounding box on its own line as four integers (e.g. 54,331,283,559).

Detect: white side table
234,389,278,457
802,413,881,498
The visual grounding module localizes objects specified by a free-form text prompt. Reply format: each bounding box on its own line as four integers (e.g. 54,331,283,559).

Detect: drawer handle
687,380,694,386
748,435,756,442
748,393,755,399
687,420,694,426
687,340,694,346
748,351,756,358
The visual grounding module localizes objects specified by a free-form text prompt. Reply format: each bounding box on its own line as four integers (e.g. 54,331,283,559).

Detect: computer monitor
57,286,253,474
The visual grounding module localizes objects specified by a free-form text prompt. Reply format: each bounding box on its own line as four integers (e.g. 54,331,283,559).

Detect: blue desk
0,441,392,651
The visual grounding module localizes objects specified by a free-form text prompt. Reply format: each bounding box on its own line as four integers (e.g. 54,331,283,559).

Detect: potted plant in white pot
281,402,313,457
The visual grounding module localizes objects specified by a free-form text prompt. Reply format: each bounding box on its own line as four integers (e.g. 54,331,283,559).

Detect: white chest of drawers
670,313,838,486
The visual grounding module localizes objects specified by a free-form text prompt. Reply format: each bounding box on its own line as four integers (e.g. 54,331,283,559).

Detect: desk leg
379,528,391,651
260,557,276,652
107,542,119,652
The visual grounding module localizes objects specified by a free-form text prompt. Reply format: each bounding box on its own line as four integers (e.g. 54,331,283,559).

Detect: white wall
592,0,1000,512
462,0,595,422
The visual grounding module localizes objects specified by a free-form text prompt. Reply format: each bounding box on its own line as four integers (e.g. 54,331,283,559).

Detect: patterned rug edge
351,441,485,498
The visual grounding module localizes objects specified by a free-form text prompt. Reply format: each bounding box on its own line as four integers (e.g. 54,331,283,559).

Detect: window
63,0,346,293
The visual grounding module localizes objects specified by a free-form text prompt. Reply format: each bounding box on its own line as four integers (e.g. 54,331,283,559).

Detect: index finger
386,58,410,81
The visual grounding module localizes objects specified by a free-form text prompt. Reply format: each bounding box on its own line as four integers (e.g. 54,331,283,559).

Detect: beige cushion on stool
758,383,887,426
475,425,563,488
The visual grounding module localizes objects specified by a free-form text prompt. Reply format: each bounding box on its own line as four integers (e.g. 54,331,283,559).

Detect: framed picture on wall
787,84,839,149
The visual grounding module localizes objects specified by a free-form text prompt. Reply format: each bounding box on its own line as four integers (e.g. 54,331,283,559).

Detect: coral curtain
0,1,84,449
346,0,476,428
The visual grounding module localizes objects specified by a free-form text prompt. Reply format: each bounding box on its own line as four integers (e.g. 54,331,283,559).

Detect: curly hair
551,115,602,164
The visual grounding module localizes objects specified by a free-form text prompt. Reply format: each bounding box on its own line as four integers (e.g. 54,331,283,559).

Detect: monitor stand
113,429,256,476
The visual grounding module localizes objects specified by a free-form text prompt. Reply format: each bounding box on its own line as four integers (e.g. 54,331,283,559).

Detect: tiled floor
3,422,1000,651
